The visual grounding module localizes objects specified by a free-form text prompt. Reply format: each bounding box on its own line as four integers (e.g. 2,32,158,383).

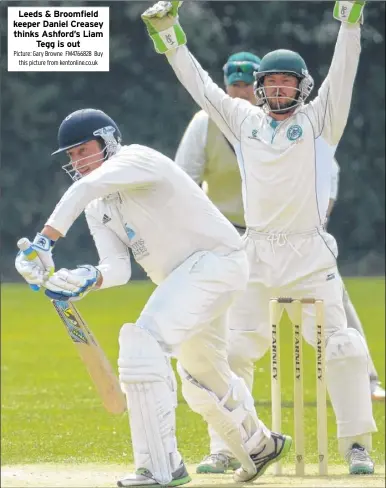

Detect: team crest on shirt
287,125,303,141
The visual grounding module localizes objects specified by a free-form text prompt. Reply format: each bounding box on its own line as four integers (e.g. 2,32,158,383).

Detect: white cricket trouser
136,248,249,399
315,227,379,381
134,248,274,464
342,287,379,380
209,228,377,457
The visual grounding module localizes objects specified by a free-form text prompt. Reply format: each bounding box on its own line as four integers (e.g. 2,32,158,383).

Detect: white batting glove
333,1,365,24
15,255,46,286
44,265,101,301
141,1,186,54
15,234,55,286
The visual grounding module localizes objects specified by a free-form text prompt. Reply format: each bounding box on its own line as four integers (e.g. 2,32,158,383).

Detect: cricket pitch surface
2,464,385,487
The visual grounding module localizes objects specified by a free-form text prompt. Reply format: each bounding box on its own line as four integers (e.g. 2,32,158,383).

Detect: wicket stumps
269,297,328,476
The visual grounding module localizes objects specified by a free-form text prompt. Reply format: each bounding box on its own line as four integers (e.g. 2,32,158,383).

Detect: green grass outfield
1,278,385,470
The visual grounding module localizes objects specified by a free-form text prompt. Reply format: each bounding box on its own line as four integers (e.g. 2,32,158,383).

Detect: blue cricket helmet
52,108,122,155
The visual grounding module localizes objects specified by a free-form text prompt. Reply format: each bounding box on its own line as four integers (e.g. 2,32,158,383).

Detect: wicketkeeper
141,0,377,475
175,52,385,473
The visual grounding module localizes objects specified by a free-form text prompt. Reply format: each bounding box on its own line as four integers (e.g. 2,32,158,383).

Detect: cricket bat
51,299,127,414
17,238,127,415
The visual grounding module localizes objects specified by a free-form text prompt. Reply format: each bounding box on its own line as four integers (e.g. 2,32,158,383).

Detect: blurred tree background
1,1,384,279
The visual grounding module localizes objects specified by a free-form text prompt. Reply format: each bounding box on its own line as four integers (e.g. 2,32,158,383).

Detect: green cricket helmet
223,52,261,86
254,49,314,113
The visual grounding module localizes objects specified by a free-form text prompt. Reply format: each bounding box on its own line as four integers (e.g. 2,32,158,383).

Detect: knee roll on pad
118,323,178,485
177,363,257,472
326,328,369,362
324,328,376,439
119,323,175,386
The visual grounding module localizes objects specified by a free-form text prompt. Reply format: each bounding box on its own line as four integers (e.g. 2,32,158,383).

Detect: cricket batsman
141,0,377,475
175,54,385,473
15,108,293,486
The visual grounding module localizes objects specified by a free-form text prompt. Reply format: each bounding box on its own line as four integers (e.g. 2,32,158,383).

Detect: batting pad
118,324,179,485
178,364,261,474
325,328,377,440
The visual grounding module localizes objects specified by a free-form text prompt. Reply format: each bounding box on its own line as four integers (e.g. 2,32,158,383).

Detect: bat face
52,300,92,345
50,299,127,415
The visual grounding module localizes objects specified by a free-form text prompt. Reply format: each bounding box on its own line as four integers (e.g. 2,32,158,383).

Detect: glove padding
15,234,55,286
44,265,100,301
333,1,365,24
141,1,186,54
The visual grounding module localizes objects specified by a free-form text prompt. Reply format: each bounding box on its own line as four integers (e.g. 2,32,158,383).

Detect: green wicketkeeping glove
141,1,186,54
333,1,365,24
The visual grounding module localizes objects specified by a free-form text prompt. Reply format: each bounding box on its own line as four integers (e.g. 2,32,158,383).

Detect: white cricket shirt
167,24,360,233
176,111,343,223
46,145,243,287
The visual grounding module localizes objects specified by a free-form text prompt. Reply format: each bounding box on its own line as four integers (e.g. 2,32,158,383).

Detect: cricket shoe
234,432,292,483
371,380,385,401
346,443,374,475
117,461,191,487
196,453,241,473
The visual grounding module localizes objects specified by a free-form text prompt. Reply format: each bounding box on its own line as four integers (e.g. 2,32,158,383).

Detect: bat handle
17,238,40,292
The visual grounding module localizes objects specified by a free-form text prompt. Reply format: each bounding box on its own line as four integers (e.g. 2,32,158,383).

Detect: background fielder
142,0,377,477
175,51,385,473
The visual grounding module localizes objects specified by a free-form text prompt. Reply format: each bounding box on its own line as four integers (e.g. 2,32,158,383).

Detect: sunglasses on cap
223,60,260,77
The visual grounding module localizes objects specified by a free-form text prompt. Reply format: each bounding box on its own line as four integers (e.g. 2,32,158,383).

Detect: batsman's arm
44,151,159,237
85,209,132,289
175,110,208,185
39,211,131,291
306,2,364,146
